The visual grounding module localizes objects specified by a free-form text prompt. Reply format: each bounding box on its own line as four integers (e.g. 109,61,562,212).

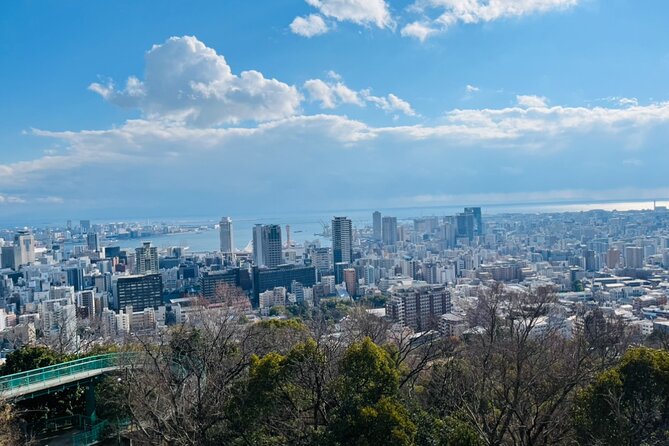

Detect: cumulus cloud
400,21,437,41
88,36,302,125
465,84,480,93
304,74,416,115
292,0,393,36
516,94,548,108
403,0,579,40
290,14,329,37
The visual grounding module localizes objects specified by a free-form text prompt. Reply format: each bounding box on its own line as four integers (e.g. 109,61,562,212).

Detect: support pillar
84,382,97,424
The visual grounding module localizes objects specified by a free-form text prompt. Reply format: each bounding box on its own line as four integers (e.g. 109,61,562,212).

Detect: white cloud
400,21,437,41
618,97,639,107
304,74,416,115
300,0,393,30
516,94,548,108
89,36,302,125
290,14,329,37
0,194,27,204
465,84,480,93
404,0,579,40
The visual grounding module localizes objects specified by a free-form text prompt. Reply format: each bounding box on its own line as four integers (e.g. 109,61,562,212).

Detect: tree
574,347,669,445
424,284,616,446
0,400,26,446
329,338,416,446
0,345,72,375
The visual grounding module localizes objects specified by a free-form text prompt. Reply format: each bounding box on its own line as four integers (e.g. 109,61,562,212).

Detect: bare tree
425,283,623,446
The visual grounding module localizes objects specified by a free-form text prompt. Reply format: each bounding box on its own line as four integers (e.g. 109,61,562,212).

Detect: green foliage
0,345,74,376
359,294,389,308
335,397,416,446
318,299,353,321
413,410,483,446
257,318,306,331
268,306,285,316
574,347,669,445
339,337,399,406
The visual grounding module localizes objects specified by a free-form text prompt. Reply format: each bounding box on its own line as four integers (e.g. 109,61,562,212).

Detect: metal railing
0,353,138,395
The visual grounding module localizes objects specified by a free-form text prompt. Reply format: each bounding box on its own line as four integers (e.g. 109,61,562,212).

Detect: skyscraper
464,207,483,236
253,224,282,268
456,212,475,241
136,241,159,274
332,216,353,265
13,230,35,267
219,217,235,263
372,211,381,240
86,232,100,252
382,216,398,245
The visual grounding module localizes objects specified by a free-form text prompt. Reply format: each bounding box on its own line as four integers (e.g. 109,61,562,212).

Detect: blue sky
1,0,669,221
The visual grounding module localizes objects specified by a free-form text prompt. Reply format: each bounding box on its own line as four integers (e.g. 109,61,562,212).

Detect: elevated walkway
0,353,137,400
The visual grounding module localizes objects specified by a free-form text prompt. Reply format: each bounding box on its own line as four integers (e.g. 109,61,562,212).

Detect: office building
253,224,282,268
456,212,475,241
65,267,84,292
114,274,163,311
1,246,16,270
464,207,483,235
13,230,35,267
332,216,353,265
343,268,357,297
200,269,240,301
382,216,398,245
219,217,235,263
373,211,382,240
252,265,316,305
87,232,100,252
80,220,91,233
136,242,159,274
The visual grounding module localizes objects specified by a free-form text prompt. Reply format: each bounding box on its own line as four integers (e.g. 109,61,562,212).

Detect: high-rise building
343,268,357,297
382,216,398,245
606,248,621,269
332,217,353,265
312,247,331,274
624,246,644,269
114,274,163,311
80,220,91,233
136,242,159,274
13,230,35,267
252,224,282,268
1,246,16,270
456,212,475,241
464,207,483,235
372,211,382,240
386,284,451,332
252,265,316,306
219,217,235,263
65,267,84,291
86,232,100,252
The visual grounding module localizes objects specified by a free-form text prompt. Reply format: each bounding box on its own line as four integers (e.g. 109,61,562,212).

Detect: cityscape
2,0,669,445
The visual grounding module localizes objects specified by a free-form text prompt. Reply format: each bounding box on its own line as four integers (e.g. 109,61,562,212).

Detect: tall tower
13,230,35,267
136,241,159,274
382,216,398,245
253,224,282,268
332,217,353,265
219,217,235,263
372,211,381,240
464,207,483,236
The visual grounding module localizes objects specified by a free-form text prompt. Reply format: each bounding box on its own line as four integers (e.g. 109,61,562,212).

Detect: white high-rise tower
219,217,235,263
